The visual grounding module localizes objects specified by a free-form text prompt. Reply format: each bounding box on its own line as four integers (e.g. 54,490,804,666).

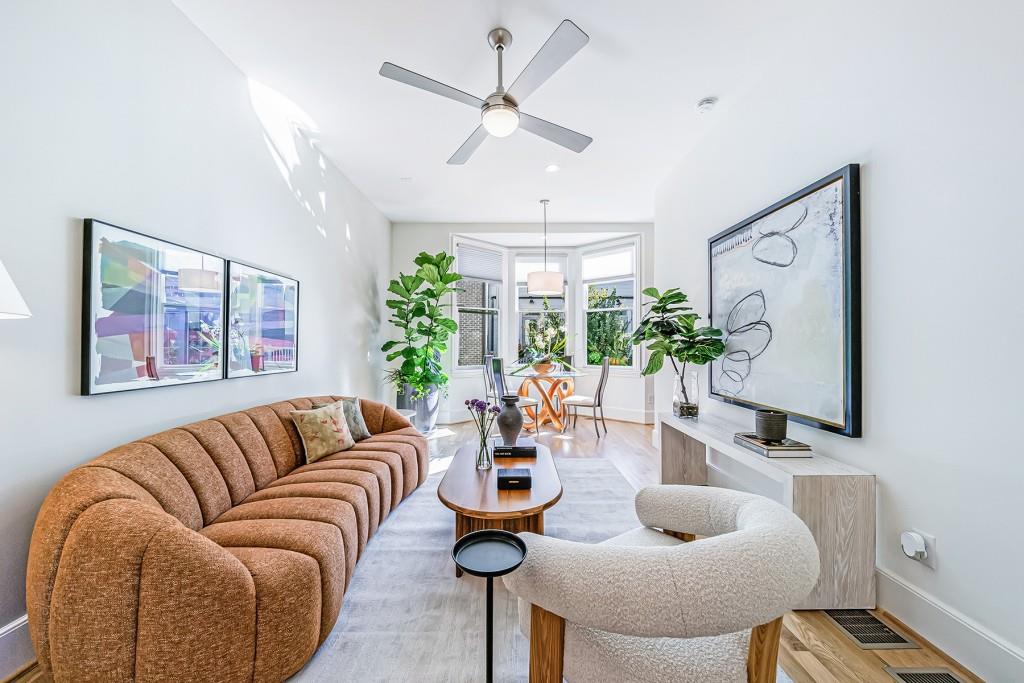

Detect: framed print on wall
708,164,861,437
82,219,226,395
225,261,299,378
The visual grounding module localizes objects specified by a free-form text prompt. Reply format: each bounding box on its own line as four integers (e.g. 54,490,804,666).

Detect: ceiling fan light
526,270,563,296
481,104,519,137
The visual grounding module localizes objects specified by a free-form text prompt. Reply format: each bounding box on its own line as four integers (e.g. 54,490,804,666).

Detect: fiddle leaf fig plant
630,287,725,406
381,251,462,399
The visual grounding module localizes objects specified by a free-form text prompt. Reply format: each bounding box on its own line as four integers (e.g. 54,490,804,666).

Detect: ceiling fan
379,20,592,164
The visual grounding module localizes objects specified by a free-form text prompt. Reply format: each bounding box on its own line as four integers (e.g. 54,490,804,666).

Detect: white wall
654,1,1023,679
390,223,654,425
0,1,391,675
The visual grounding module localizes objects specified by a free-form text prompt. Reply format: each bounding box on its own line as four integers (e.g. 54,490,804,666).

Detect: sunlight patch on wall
248,79,329,238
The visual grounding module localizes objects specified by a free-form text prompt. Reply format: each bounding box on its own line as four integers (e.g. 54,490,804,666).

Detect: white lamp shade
0,258,30,319
526,270,563,296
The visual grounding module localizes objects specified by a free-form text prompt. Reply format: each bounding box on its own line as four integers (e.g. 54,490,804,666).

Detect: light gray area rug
293,457,791,682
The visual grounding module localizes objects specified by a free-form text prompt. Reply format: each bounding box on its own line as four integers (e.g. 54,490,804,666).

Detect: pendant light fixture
526,199,563,296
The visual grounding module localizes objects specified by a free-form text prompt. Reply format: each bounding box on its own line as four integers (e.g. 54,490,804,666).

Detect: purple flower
490,406,500,414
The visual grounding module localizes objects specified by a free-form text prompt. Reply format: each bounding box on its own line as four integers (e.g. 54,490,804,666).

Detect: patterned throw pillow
341,397,372,441
312,398,372,441
290,402,355,463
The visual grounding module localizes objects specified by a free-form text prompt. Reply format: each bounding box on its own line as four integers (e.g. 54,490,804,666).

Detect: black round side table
452,529,528,683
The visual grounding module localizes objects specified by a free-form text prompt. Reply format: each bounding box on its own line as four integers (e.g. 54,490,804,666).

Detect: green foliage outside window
586,286,633,366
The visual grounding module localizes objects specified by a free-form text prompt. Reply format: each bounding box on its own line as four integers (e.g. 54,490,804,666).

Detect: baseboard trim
877,568,1023,681
0,615,34,682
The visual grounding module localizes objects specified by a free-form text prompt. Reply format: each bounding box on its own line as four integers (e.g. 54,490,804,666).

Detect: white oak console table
659,411,876,610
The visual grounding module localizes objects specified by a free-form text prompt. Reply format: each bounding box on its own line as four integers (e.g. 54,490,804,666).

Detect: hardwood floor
8,418,980,683
430,417,983,683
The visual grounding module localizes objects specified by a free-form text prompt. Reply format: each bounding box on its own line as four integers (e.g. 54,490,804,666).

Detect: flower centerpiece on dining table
466,398,501,470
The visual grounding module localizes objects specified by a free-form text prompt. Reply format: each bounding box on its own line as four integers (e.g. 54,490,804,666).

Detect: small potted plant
466,398,501,470
631,288,725,418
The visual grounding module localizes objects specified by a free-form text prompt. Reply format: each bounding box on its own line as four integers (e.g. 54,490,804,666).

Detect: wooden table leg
529,605,565,683
518,381,539,431
533,379,564,431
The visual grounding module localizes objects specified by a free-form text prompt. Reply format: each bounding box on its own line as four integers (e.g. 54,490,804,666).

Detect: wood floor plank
783,612,893,683
778,646,817,683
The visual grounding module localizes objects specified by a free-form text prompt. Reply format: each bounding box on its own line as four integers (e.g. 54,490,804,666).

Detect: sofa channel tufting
26,395,427,682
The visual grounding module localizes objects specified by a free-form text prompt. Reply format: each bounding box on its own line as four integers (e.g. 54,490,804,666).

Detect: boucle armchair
26,395,426,683
503,485,820,683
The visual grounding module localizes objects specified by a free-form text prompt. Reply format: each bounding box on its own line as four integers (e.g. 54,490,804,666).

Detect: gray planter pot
402,384,440,433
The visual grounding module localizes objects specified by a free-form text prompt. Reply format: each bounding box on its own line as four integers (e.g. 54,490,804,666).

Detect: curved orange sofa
26,395,426,682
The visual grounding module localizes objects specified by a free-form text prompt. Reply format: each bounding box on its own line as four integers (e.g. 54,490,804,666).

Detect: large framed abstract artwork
708,164,861,437
225,261,298,378
82,219,226,395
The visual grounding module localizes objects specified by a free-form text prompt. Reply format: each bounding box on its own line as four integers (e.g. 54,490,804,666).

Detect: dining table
514,368,585,432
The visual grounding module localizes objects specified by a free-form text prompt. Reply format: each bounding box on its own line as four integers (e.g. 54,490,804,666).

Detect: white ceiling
173,1,803,223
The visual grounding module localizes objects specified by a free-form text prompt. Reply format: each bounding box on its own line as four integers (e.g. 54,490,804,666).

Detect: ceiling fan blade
447,126,490,165
507,20,589,104
379,62,484,108
518,113,592,153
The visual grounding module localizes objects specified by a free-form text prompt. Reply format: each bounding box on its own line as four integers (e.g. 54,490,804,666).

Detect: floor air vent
884,667,970,683
823,609,919,649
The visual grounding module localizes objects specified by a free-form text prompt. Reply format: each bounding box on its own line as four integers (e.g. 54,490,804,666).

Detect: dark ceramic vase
497,394,524,446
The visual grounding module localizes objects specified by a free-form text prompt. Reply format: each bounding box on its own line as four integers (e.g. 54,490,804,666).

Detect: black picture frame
707,164,861,437
224,260,300,379
81,218,227,396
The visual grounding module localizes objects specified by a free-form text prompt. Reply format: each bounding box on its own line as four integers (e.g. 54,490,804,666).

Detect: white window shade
456,244,503,282
514,255,566,284
582,247,634,281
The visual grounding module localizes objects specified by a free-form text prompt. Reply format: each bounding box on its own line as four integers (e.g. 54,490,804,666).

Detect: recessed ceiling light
399,176,413,182
545,164,560,173
696,96,718,114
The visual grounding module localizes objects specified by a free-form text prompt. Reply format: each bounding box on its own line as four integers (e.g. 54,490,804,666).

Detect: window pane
514,255,566,284
587,280,634,310
516,286,564,312
457,278,501,309
458,310,499,366
582,247,633,281
586,309,634,366
518,308,566,363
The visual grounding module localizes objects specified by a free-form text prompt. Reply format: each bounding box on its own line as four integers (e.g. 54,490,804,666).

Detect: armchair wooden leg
529,604,565,683
747,616,783,683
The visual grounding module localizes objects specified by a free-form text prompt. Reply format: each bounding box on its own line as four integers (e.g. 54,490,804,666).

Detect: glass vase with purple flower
466,398,501,470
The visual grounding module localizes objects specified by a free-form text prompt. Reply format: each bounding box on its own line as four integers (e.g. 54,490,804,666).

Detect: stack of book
733,433,812,458
492,444,537,458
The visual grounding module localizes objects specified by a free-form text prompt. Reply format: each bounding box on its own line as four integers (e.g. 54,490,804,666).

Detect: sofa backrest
26,395,410,674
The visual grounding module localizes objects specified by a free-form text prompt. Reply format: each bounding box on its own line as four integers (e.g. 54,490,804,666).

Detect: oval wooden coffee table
438,439,562,577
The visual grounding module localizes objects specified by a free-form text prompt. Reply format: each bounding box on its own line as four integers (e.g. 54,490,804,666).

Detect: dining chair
561,356,610,437
487,356,539,429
